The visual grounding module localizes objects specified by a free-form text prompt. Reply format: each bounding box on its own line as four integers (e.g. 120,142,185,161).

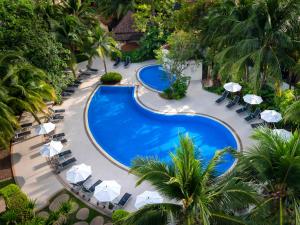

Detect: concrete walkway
11,57,254,211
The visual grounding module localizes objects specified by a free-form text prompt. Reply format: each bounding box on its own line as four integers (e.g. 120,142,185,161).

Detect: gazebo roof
112,11,143,42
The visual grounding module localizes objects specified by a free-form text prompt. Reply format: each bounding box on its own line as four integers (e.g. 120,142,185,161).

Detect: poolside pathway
11,57,254,211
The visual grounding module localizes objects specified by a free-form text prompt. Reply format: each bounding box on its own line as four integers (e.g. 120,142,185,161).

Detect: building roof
112,11,143,42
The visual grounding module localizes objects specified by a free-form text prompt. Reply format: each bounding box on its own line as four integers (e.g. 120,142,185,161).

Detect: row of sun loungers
113,56,131,68
216,91,261,125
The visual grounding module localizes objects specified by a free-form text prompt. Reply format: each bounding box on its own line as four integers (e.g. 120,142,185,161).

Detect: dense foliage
100,72,122,84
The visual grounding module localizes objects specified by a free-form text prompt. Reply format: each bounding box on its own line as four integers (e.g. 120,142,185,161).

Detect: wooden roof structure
112,11,143,42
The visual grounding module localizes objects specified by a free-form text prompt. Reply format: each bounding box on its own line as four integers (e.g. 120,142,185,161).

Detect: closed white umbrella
36,122,55,135
272,129,292,140
66,164,92,184
243,94,263,105
135,191,163,209
260,110,282,123
94,180,121,202
40,140,63,157
224,82,242,93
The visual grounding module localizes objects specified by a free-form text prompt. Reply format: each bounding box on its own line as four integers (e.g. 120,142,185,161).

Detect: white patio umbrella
223,82,242,93
94,180,121,202
135,191,164,209
272,129,292,140
66,163,92,184
243,94,263,105
35,122,55,135
260,110,282,123
40,140,63,157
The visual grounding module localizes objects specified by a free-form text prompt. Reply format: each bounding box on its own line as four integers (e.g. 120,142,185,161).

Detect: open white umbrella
260,110,282,123
243,94,263,105
135,191,163,209
40,140,63,157
272,129,292,140
35,122,55,135
224,82,242,93
94,180,121,202
66,163,92,184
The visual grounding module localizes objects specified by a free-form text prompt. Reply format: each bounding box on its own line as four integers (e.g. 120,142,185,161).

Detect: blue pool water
87,86,238,174
138,65,174,92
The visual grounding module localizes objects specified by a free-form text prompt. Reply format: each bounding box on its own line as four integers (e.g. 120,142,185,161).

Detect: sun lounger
79,69,93,76
49,108,65,114
55,157,77,174
236,104,250,113
113,57,121,67
64,89,75,93
71,175,92,194
245,109,261,121
74,79,82,84
20,122,33,129
124,57,131,67
251,122,266,128
87,66,98,72
58,149,72,158
215,91,229,103
115,193,132,208
226,96,240,108
13,131,31,143
62,92,72,97
82,179,102,200
68,83,79,88
50,133,65,141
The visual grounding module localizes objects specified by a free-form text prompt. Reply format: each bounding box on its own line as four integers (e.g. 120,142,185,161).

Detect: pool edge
84,85,243,176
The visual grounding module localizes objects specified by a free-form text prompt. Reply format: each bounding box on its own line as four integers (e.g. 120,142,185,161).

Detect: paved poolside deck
11,57,255,211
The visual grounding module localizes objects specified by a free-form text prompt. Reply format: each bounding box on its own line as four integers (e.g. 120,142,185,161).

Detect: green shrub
162,78,189,100
112,209,130,223
0,184,34,223
100,72,122,84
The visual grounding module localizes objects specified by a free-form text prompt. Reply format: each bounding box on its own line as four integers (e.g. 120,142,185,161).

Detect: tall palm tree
202,0,300,92
121,135,257,225
94,0,135,20
93,26,119,74
236,128,300,225
284,100,300,126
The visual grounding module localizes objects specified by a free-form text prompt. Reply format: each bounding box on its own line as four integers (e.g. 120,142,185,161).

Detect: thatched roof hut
112,11,143,42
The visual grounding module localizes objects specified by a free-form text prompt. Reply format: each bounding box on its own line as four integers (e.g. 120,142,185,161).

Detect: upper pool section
137,65,174,92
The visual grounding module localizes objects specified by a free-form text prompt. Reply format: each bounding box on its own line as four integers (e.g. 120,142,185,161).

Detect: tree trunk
103,58,107,74
288,71,292,89
31,112,41,125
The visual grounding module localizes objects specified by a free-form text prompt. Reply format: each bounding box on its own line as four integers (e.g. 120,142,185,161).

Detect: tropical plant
121,135,257,225
284,100,300,126
93,26,119,74
100,72,122,84
236,128,300,225
94,0,135,20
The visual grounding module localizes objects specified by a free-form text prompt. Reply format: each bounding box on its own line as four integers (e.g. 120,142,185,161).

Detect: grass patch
42,189,111,224
0,179,15,189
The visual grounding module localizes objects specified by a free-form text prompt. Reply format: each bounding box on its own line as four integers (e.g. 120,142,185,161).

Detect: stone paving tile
90,216,104,225
49,193,70,212
76,207,90,220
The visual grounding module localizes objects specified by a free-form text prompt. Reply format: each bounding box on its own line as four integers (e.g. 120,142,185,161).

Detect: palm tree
236,128,300,225
93,26,119,74
284,100,300,126
121,135,257,225
202,0,300,92
94,0,135,20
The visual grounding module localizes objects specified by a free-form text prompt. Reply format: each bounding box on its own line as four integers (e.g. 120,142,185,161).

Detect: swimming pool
87,86,238,175
137,65,175,92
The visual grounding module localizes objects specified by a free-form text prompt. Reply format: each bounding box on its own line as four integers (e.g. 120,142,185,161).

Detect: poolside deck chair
115,193,132,208
74,79,82,85
62,92,72,97
49,108,65,114
55,157,77,174
50,133,65,141
79,69,93,76
86,66,98,72
71,175,92,194
13,130,31,143
68,83,80,88
251,122,266,128
64,89,75,94
82,179,102,200
50,114,64,120
226,96,240,108
124,57,131,67
58,149,72,158
236,104,250,113
245,109,261,121
113,57,121,67
20,122,33,129
215,91,229,103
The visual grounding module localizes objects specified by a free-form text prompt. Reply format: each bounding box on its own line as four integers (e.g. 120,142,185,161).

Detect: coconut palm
94,0,135,20
236,128,300,225
203,0,300,92
284,100,300,126
93,26,119,74
121,135,257,225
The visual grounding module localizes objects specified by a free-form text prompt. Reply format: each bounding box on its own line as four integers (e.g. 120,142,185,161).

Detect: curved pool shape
137,65,174,92
87,86,238,175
